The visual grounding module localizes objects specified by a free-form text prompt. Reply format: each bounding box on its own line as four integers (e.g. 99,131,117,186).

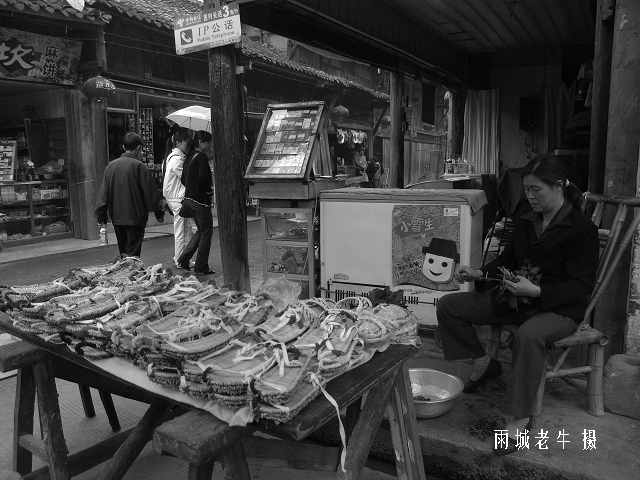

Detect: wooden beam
389,71,404,189
589,0,615,195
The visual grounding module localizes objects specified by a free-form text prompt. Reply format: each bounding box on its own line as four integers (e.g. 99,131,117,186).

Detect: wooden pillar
450,88,467,162
208,4,250,292
589,0,615,195
627,143,640,355
65,90,101,240
597,0,640,359
389,71,404,189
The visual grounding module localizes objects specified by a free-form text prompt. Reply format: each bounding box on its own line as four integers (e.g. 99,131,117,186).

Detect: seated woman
436,154,599,455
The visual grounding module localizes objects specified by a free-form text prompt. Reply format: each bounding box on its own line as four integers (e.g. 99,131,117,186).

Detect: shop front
0,27,82,248
105,82,210,191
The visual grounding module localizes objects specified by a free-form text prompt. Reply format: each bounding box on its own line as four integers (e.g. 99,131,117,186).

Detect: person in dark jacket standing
176,130,215,275
95,132,164,257
436,154,599,456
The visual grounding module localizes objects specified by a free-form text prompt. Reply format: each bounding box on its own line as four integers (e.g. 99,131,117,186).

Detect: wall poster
392,204,462,292
0,27,82,85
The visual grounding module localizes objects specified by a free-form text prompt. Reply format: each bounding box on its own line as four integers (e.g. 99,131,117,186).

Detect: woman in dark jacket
436,154,599,455
176,130,215,275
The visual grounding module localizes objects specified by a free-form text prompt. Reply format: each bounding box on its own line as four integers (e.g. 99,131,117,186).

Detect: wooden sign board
245,101,329,182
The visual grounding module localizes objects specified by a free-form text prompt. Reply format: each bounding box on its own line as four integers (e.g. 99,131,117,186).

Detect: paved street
0,220,264,287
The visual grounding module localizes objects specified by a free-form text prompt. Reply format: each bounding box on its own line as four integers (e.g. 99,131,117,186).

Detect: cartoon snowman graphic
421,237,460,284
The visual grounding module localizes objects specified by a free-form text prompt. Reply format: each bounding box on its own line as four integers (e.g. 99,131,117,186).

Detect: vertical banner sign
174,2,241,55
392,204,462,292
0,28,82,85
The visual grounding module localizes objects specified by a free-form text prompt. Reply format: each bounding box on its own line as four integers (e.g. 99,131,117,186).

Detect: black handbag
178,201,192,218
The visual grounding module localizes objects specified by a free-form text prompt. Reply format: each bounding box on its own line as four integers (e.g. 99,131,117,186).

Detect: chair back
580,193,640,330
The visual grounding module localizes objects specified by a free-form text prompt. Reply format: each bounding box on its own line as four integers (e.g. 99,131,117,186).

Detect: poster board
245,101,328,182
0,140,17,182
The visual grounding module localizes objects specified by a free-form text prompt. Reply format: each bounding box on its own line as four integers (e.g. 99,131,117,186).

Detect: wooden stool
0,340,121,477
153,411,254,480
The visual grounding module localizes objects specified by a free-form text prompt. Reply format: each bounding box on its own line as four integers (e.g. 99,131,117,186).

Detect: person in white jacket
162,130,193,267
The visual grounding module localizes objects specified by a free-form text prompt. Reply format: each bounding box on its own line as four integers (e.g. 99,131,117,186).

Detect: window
421,84,435,125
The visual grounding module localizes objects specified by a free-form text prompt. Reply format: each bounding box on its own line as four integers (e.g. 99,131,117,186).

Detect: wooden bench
0,340,121,478
152,345,425,480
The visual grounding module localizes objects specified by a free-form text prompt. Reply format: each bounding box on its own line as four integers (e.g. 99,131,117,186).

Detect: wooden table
0,312,426,480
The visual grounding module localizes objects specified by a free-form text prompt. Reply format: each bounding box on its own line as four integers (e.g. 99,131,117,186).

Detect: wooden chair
486,193,640,427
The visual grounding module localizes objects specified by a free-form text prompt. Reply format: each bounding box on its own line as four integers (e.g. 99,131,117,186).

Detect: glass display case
0,179,72,247
261,207,316,299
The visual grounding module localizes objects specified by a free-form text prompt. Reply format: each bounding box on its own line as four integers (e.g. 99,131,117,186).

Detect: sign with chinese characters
0,28,82,85
173,2,241,55
245,101,327,181
392,204,461,292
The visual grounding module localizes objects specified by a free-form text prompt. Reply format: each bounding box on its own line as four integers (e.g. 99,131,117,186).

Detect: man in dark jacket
95,132,164,257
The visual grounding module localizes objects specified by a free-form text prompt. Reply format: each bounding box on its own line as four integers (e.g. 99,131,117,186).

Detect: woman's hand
503,275,541,297
455,265,483,283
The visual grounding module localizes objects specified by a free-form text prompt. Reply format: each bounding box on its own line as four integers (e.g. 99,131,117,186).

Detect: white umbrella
166,105,211,132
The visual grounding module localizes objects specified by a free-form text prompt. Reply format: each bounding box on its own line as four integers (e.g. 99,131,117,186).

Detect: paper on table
85,355,254,426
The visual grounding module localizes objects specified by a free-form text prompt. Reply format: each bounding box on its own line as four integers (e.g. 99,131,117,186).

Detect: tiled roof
241,38,389,100
0,0,388,100
0,0,111,23
91,0,201,28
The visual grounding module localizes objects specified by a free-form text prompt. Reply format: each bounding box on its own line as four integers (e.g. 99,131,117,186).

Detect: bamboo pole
587,343,605,416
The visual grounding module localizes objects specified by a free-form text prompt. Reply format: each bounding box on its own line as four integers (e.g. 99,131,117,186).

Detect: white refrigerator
320,188,487,327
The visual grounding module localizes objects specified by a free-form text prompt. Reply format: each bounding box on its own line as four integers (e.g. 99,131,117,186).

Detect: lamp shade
81,76,116,102
332,105,349,118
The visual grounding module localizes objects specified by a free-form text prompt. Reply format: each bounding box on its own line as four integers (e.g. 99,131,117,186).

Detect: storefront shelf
0,179,72,245
0,218,31,223
0,231,73,248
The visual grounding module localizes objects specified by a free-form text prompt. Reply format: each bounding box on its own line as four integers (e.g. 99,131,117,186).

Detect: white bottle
99,225,108,245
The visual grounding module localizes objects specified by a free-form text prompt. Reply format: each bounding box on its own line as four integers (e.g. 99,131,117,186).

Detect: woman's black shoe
194,269,215,275
177,262,191,271
463,358,502,393
494,419,533,456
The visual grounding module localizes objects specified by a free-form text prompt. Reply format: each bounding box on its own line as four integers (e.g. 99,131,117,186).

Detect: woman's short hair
123,132,142,151
193,130,212,145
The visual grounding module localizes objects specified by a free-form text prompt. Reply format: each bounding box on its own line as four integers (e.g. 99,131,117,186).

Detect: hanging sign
173,2,241,55
0,28,82,85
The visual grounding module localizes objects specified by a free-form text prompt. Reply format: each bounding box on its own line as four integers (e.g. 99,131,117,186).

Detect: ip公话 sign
173,2,241,55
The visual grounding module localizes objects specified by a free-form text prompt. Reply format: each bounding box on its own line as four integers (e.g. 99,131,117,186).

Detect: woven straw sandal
159,318,246,359
253,348,315,405
355,309,394,349
257,372,326,424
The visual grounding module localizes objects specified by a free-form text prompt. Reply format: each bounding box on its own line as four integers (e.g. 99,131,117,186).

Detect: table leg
14,365,36,475
387,364,426,480
336,369,398,480
218,441,252,480
32,361,70,480
97,398,172,480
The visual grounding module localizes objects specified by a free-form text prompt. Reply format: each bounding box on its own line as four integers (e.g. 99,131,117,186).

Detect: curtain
462,89,500,175
543,82,576,153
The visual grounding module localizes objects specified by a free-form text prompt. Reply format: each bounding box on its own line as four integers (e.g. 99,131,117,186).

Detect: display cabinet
261,206,316,299
0,179,72,248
